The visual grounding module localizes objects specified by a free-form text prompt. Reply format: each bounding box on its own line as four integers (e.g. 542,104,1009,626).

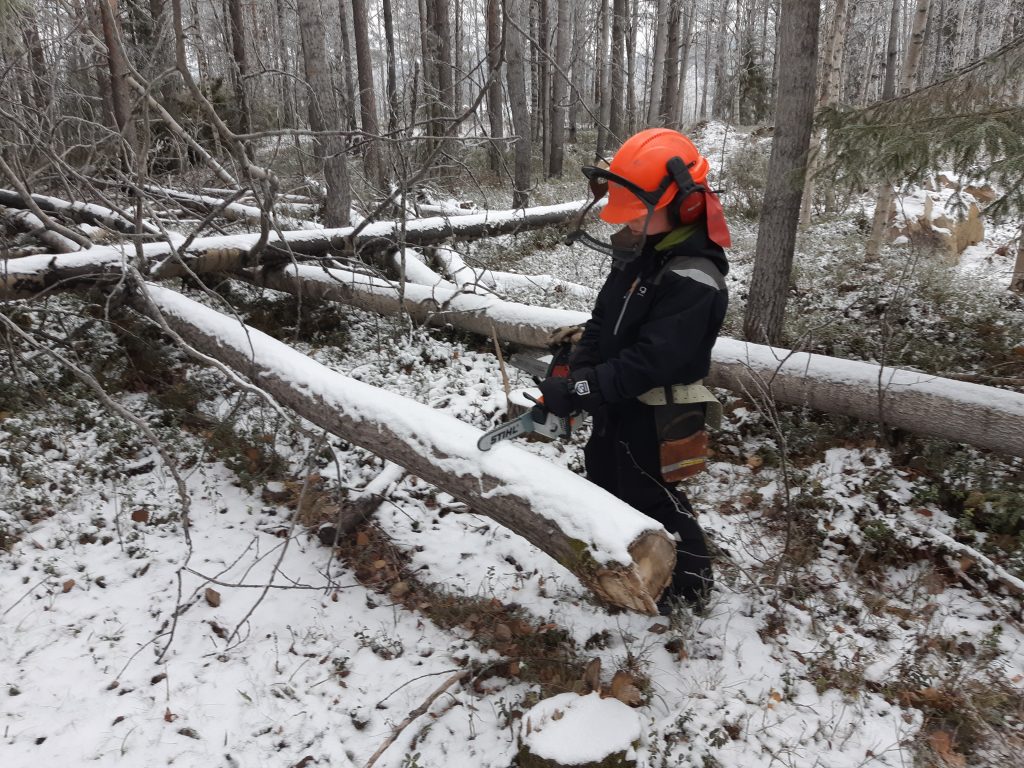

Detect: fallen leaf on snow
205,588,221,607
62,579,75,593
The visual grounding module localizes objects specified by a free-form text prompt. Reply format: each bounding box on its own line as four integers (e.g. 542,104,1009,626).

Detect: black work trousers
584,400,713,606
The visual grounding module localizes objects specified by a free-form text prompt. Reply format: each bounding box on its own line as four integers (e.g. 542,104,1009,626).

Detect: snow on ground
3,127,1023,768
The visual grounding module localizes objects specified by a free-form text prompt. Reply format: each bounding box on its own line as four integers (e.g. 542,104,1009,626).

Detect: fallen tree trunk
0,199,589,297
241,266,1024,457
706,339,1024,458
0,206,82,254
134,282,675,613
142,184,320,231
241,263,587,348
0,188,157,236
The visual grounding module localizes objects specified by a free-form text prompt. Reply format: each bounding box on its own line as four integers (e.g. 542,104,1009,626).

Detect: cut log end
588,531,675,615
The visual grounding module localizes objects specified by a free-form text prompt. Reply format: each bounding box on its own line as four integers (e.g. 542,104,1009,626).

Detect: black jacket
572,222,729,404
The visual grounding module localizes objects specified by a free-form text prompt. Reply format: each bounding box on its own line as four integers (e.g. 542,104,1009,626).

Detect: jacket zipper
613,276,641,336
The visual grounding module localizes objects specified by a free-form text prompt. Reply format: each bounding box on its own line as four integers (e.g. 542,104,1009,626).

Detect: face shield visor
564,166,676,263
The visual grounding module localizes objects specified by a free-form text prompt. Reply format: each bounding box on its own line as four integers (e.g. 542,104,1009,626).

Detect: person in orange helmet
542,128,730,614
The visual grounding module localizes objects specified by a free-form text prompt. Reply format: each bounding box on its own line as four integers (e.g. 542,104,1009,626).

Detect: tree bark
595,0,612,156
660,0,681,126
382,0,400,134
336,0,359,132
608,0,626,144
97,0,138,151
505,0,532,207
646,0,669,126
297,0,352,227
226,0,252,135
485,0,505,173
548,0,571,176
742,0,820,345
136,283,675,614
351,0,385,187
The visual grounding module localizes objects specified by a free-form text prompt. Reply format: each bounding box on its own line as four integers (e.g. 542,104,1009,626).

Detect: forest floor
2,126,1023,767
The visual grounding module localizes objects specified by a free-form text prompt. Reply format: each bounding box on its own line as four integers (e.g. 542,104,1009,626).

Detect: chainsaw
476,344,582,452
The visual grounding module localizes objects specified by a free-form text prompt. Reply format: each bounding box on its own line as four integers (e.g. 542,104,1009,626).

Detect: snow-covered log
236,269,1024,458
0,206,82,254
134,283,675,613
241,263,588,348
433,247,597,299
142,185,321,231
0,199,589,297
706,340,1024,457
0,188,157,236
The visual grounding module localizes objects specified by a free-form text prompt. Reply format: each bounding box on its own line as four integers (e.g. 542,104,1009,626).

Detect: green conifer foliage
821,36,1024,218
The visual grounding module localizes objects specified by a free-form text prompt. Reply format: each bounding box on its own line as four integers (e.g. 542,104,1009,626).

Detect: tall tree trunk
867,0,931,260
296,0,352,226
430,0,454,168
881,0,900,99
676,2,694,125
712,0,731,119
336,0,359,132
274,0,296,128
382,0,400,134
742,0,820,345
505,0,532,207
485,0,505,172
226,0,252,135
624,0,638,132
567,2,585,142
548,0,570,176
660,0,681,126
800,0,848,227
351,0,384,188
22,12,52,109
97,0,138,152
609,0,626,143
596,0,612,155
646,0,669,126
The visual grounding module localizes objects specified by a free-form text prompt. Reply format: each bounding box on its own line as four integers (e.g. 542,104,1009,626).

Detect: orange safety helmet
600,128,710,225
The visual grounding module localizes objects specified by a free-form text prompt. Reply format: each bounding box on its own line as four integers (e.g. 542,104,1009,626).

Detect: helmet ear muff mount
665,156,707,226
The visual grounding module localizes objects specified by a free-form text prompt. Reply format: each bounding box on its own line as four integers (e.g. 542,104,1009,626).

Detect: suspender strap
637,381,724,429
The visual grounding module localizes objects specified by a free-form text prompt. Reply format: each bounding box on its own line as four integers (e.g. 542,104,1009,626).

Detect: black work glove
567,367,604,413
538,376,574,417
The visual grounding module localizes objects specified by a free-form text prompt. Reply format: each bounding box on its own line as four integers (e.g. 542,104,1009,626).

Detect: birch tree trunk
548,0,571,176
743,0,820,345
505,0,532,207
297,0,352,226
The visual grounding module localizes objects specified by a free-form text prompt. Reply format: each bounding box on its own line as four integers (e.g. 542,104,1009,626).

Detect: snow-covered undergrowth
3,131,1023,767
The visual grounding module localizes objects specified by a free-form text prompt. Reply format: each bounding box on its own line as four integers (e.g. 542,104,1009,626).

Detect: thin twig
362,668,471,768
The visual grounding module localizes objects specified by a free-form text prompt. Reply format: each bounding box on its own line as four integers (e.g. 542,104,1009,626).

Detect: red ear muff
677,190,706,224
